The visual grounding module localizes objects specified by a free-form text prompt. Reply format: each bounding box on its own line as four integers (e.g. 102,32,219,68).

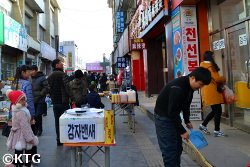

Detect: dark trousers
155,114,182,167
202,104,222,131
53,104,70,143
14,149,33,167
35,103,47,133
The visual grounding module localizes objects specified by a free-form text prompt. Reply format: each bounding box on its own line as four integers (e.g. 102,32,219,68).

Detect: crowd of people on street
2,58,120,166
2,50,230,167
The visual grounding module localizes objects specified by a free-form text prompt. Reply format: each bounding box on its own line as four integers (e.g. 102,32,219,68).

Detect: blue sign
59,46,64,53
116,57,126,68
171,7,183,79
116,11,124,33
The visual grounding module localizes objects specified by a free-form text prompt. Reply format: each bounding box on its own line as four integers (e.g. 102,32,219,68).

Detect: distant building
0,0,60,78
59,41,83,71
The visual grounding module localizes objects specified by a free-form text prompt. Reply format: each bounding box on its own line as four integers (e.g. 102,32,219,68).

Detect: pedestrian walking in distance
199,51,226,137
154,67,211,167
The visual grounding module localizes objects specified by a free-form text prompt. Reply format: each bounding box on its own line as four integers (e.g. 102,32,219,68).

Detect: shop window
210,0,247,31
2,63,14,80
51,36,55,48
25,14,31,35
39,26,45,42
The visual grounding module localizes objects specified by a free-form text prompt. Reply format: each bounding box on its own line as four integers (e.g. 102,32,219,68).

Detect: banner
180,6,201,120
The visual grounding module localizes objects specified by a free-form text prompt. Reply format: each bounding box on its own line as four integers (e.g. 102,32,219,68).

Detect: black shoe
57,141,63,146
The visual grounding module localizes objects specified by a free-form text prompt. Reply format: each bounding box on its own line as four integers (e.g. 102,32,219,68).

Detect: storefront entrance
210,21,250,132
226,22,250,132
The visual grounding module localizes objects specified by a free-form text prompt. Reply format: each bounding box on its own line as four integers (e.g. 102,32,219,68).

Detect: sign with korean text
116,57,126,68
213,39,225,50
141,0,164,30
131,38,146,50
239,34,247,46
116,11,125,33
189,91,202,120
180,6,201,120
180,6,199,75
66,120,97,142
171,7,183,78
4,14,27,51
129,5,142,39
104,110,115,144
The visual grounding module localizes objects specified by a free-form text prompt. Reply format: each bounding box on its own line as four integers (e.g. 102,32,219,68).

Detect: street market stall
109,90,137,133
0,101,10,128
59,108,115,167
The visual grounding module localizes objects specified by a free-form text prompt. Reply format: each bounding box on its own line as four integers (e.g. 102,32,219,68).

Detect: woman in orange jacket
199,51,226,137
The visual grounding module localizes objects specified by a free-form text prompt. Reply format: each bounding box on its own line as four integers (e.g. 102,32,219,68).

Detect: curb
139,105,214,167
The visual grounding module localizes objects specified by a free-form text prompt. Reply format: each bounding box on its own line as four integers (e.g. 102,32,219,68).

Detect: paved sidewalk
138,91,250,167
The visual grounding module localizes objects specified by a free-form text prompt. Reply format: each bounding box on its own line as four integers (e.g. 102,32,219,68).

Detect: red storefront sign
181,6,199,74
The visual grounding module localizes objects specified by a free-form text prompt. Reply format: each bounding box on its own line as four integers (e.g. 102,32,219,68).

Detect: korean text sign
116,57,126,68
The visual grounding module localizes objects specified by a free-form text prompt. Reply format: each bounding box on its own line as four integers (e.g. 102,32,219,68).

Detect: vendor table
111,102,136,133
64,141,116,167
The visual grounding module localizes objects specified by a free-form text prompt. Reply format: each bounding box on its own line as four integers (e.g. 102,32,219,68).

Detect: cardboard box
59,109,105,143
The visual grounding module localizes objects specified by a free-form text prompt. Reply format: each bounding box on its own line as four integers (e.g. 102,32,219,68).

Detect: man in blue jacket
154,67,211,167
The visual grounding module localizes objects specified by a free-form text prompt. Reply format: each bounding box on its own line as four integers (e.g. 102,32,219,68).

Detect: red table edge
63,140,116,147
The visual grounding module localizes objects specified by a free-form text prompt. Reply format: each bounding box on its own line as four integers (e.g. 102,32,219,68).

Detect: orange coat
200,62,226,106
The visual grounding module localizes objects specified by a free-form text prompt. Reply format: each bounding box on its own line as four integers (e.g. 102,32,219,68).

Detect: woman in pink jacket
6,90,39,167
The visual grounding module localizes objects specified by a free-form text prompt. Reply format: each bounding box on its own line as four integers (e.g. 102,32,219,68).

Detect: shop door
226,21,250,130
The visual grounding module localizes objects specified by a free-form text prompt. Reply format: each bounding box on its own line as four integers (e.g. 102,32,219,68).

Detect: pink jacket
6,105,38,151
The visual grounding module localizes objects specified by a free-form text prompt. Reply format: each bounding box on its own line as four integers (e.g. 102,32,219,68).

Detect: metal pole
71,147,76,167
105,147,110,167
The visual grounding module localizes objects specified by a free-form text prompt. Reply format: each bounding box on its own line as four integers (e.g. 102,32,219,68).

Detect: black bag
2,123,11,137
217,84,225,93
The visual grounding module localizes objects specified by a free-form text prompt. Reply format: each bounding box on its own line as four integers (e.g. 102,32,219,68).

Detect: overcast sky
59,0,113,63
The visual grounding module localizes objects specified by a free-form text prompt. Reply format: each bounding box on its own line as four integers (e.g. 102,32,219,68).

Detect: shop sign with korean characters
141,0,164,30
116,57,127,68
180,6,201,120
131,39,146,50
213,39,225,50
239,34,247,46
4,14,27,51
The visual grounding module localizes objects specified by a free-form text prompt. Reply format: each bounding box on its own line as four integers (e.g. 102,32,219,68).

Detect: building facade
59,40,84,74
109,0,250,132
0,0,60,79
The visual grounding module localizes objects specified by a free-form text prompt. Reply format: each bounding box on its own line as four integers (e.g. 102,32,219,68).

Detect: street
0,96,198,167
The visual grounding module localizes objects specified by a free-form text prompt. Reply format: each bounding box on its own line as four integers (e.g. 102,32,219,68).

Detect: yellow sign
104,110,115,144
